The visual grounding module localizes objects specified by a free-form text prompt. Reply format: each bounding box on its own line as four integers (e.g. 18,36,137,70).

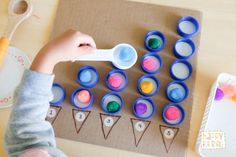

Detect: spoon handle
78,49,114,61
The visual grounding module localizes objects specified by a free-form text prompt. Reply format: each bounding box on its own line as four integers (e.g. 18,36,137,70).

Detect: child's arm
5,30,96,157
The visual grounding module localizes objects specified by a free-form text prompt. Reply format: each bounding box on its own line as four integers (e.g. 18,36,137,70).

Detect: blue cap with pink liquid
141,53,163,74
162,103,185,126
106,69,128,92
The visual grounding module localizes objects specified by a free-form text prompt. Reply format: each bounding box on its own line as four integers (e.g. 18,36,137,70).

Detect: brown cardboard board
49,0,202,156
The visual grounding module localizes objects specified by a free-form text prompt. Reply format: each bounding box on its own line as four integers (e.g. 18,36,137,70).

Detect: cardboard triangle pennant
159,125,179,153
99,113,121,140
72,109,91,134
130,118,151,147
46,106,62,125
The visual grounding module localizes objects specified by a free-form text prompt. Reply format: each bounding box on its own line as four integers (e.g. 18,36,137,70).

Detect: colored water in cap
108,75,123,88
106,101,120,113
215,88,224,101
169,88,185,102
134,103,147,115
220,84,236,98
133,98,156,120
77,90,91,103
145,31,166,52
165,106,180,121
140,81,154,94
106,70,128,92
143,57,159,71
101,93,124,114
141,54,163,74
79,70,92,83
166,81,188,103
148,38,161,49
119,47,135,62
71,88,94,110
138,76,160,97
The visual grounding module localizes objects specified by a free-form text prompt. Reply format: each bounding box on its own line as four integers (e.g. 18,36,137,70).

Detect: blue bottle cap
132,97,156,120
137,75,160,97
144,30,166,52
101,92,124,115
141,53,163,74
71,88,94,110
162,103,185,126
166,81,189,103
170,59,192,81
77,65,99,88
106,69,128,92
173,38,196,59
177,16,199,38
50,83,66,106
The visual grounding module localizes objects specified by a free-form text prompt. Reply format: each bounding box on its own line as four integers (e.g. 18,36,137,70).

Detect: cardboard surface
49,0,202,156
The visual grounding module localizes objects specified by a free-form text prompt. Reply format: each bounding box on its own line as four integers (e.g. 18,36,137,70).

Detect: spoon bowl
78,43,138,70
112,43,138,69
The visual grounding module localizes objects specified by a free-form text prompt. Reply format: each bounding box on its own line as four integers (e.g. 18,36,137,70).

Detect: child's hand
31,30,96,74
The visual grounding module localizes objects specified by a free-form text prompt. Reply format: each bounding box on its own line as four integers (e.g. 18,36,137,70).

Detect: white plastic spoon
78,43,138,70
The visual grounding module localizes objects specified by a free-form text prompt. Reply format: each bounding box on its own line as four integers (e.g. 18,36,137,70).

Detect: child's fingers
66,30,96,48
75,33,96,48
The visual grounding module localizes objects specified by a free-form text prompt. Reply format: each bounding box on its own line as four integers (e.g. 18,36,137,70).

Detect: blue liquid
119,47,135,62
79,70,92,83
169,88,185,101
